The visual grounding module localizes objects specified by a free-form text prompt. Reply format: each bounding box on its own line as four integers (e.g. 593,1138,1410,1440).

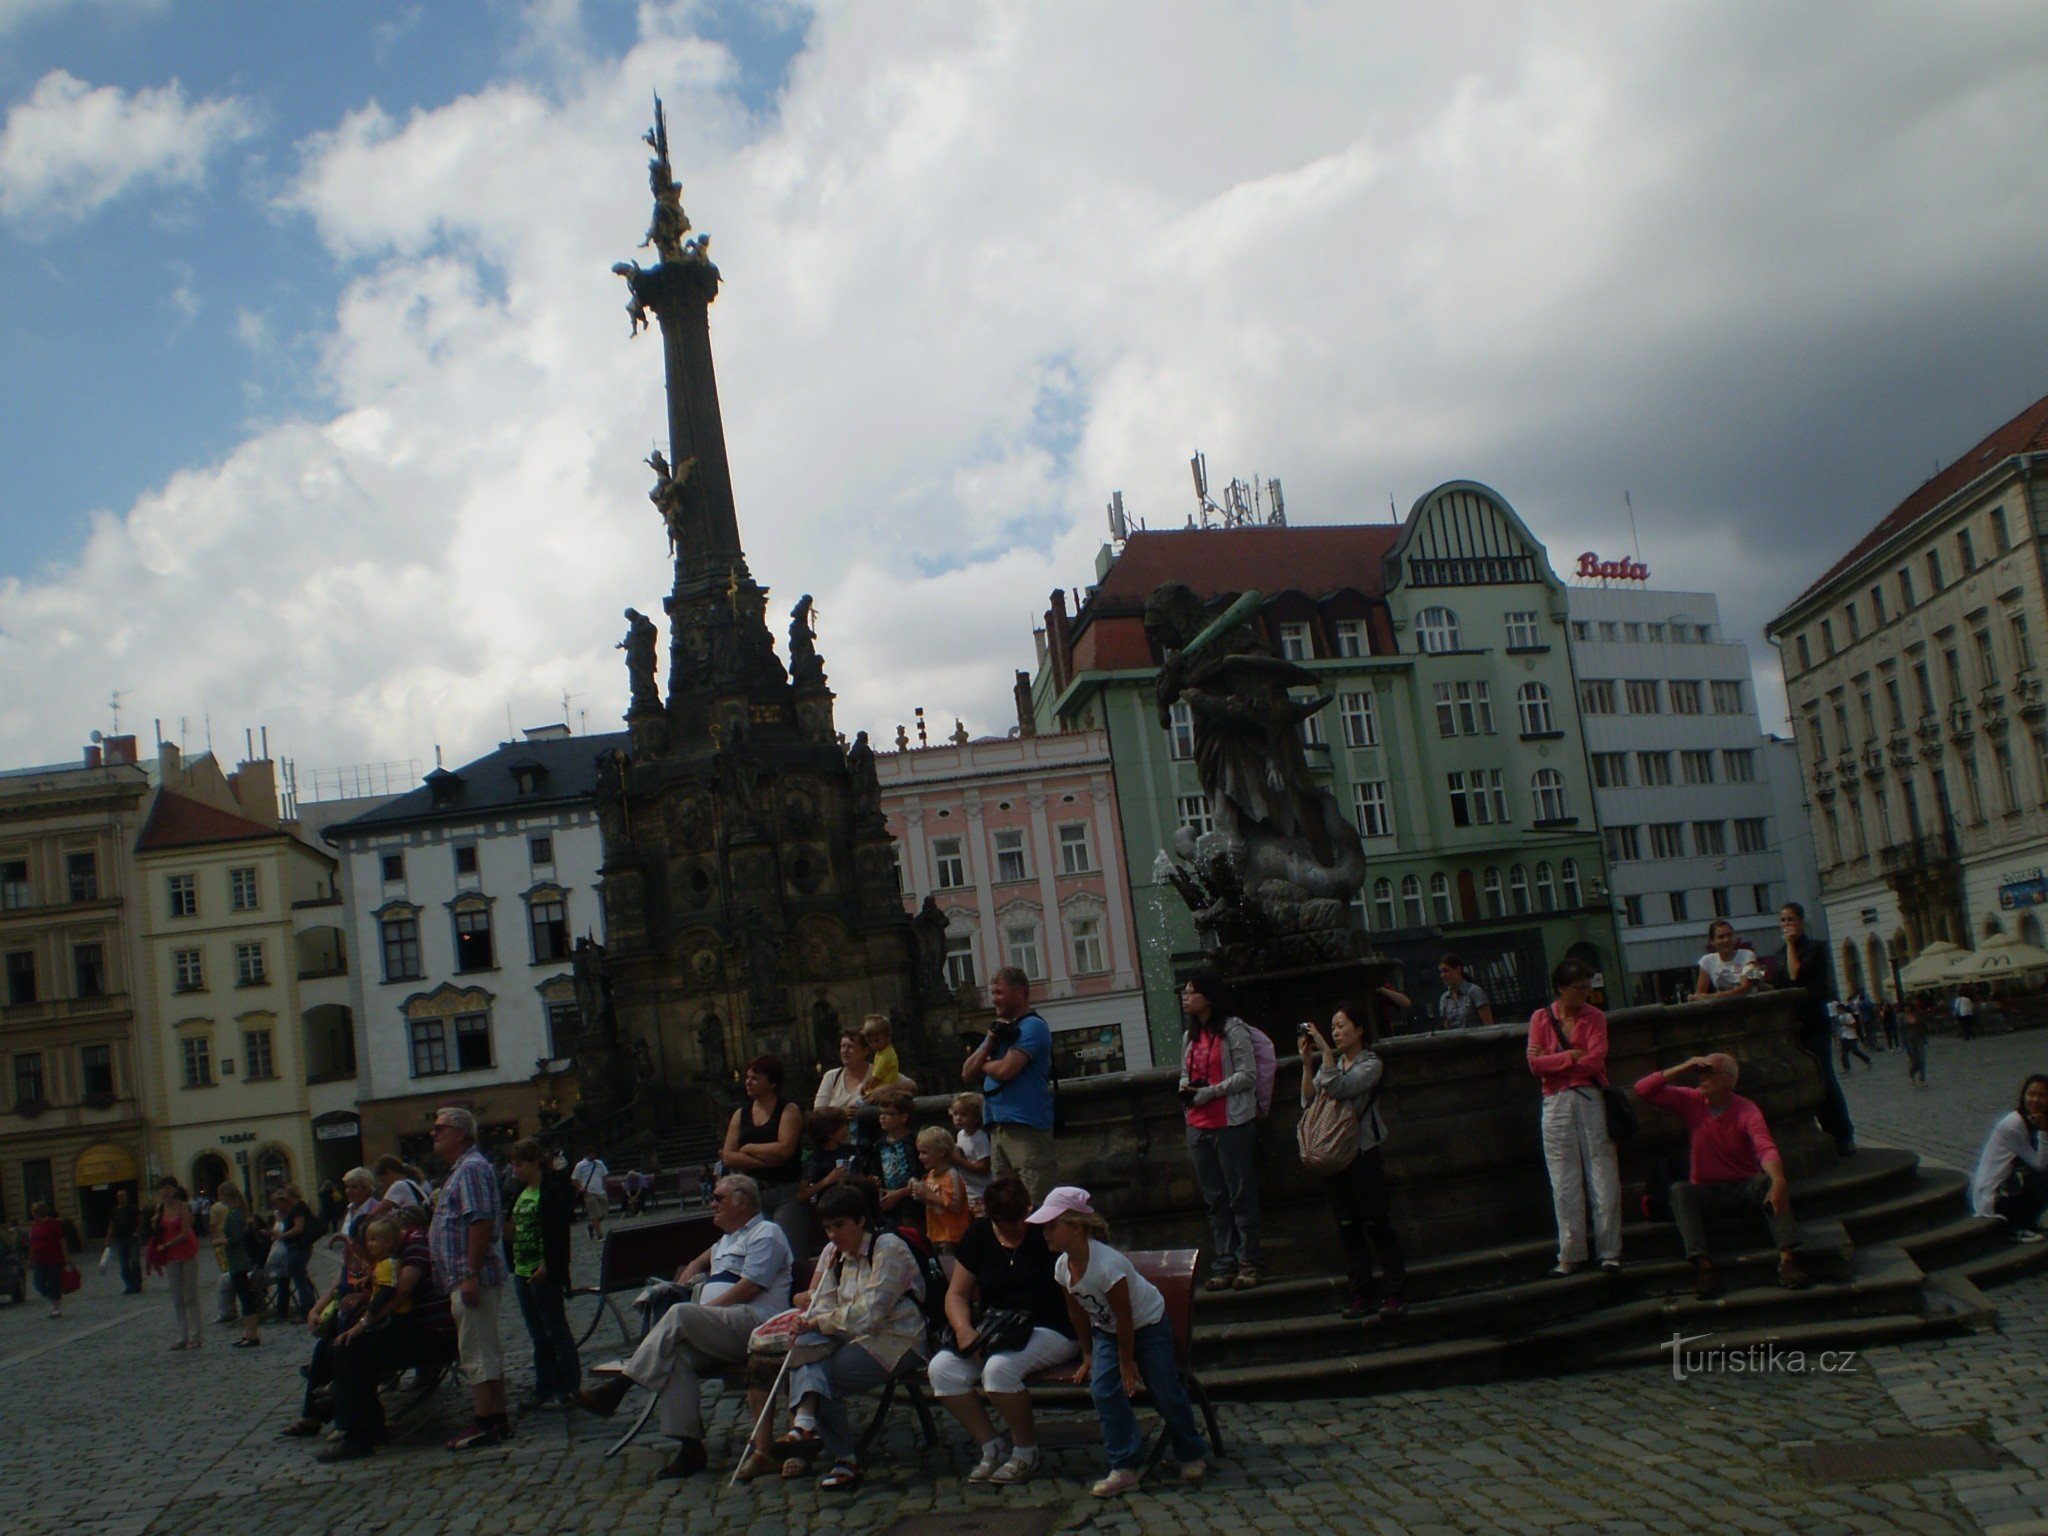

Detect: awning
1899,940,1970,991
1951,930,2048,982
74,1142,137,1186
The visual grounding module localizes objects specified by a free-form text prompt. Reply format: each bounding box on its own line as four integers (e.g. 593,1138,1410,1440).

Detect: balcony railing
1878,830,1959,875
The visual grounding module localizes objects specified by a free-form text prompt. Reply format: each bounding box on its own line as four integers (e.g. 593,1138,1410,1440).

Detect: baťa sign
1577,552,1650,581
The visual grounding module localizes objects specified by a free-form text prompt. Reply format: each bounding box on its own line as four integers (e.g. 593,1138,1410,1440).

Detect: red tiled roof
136,791,279,852
1085,524,1402,610
1782,390,2048,618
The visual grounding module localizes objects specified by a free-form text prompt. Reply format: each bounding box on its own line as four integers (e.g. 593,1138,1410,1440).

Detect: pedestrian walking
27,1202,66,1319
1836,1005,1873,1071
1903,1002,1930,1086
107,1186,143,1294
1955,988,1978,1041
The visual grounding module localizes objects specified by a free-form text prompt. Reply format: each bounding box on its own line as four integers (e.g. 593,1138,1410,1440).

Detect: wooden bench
570,1213,718,1353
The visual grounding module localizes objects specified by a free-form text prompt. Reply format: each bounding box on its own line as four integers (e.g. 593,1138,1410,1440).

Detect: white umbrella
1899,940,1970,991
1950,929,2048,982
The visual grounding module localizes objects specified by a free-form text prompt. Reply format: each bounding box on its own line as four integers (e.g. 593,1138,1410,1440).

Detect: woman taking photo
722,1055,807,1262
1177,969,1264,1291
1694,920,1760,998
775,1183,929,1492
1526,958,1622,1275
814,1030,875,1112
926,1175,1080,1484
1299,1001,1407,1319
1971,1074,2048,1239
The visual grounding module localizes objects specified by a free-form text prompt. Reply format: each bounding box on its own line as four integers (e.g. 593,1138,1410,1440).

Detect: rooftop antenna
108,691,124,736
1190,452,1211,527
506,703,517,742
245,728,254,761
915,707,929,748
1389,494,1398,523
561,691,574,729
204,713,213,753
1107,490,1129,543
1266,478,1286,526
1623,490,1643,563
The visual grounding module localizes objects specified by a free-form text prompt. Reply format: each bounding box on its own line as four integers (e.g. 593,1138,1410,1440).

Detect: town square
5,5,2048,1533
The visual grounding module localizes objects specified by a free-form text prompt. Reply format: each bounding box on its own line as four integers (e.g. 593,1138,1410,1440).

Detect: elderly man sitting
573,1173,792,1478
1635,1053,1809,1298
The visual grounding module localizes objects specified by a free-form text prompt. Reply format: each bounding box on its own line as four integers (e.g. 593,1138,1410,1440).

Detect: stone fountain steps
1185,1148,2036,1400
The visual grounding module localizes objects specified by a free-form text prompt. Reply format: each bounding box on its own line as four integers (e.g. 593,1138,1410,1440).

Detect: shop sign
1575,552,1650,581
315,1118,361,1142
2000,869,2048,910
219,1131,257,1145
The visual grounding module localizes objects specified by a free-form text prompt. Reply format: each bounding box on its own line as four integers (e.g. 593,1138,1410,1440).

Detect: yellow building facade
133,749,353,1203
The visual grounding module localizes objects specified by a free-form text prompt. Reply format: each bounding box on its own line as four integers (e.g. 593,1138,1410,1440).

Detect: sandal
734,1450,778,1483
780,1457,810,1480
279,1419,323,1438
771,1427,822,1458
819,1459,863,1491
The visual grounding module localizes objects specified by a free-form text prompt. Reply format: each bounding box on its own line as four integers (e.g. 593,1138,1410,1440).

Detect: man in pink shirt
1635,1053,1808,1298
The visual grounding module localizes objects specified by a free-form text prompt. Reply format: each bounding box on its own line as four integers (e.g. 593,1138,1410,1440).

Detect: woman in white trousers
1526,958,1622,1274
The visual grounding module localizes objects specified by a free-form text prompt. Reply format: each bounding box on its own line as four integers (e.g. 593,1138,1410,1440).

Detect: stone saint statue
912,895,950,997
788,595,826,687
619,607,660,714
647,450,695,557
846,730,882,819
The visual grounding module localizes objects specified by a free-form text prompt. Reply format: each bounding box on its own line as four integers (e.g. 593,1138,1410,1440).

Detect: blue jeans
788,1333,901,1463
1089,1320,1207,1471
111,1235,142,1293
513,1273,581,1402
1187,1121,1262,1274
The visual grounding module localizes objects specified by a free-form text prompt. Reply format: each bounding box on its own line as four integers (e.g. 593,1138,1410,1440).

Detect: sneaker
445,1419,504,1451
1599,1258,1624,1274
1551,1261,1583,1277
1231,1265,1263,1291
316,1438,376,1464
967,1439,1012,1483
2014,1228,2047,1245
1180,1459,1208,1483
1092,1468,1143,1498
657,1438,707,1479
1202,1273,1236,1293
989,1452,1038,1485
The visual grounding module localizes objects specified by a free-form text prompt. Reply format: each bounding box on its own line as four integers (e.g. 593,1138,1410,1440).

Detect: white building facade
326,727,624,1165
1569,586,1819,1002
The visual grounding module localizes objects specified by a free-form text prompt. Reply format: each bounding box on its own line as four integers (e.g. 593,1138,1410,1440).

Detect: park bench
570,1212,718,1353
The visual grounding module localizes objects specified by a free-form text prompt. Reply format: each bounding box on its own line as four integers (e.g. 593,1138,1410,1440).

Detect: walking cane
731,1346,800,1487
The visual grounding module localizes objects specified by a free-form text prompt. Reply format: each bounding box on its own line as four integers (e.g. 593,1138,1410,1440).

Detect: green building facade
1031,481,1624,1059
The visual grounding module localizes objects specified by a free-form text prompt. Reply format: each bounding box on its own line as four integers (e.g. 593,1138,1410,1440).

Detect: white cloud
0,69,255,226
6,2,2048,777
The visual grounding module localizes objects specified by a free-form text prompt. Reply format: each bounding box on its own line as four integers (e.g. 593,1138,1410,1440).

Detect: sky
3,0,2047,789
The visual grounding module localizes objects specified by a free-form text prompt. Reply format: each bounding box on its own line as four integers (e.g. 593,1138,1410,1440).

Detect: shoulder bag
1548,1007,1638,1145
1296,1084,1364,1176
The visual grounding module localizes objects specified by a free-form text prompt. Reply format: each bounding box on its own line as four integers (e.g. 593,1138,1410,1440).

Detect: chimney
102,734,138,766
1013,671,1037,738
82,744,103,768
232,759,280,826
1046,590,1073,694
156,740,182,779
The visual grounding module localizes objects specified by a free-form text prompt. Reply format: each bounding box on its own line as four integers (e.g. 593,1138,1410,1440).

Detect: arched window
1535,862,1557,912
1840,941,1864,996
1415,607,1462,654
1483,866,1504,918
1560,858,1582,908
2024,912,2045,949
1517,682,1554,735
1402,874,1426,928
1429,872,1453,924
1532,768,1568,822
1372,878,1396,932
1865,937,1888,1000
1509,865,1531,915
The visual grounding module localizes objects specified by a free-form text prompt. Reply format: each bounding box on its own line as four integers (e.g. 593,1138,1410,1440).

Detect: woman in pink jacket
1526,958,1622,1274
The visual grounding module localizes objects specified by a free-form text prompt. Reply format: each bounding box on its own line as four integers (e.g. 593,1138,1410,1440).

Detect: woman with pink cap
1029,1184,1207,1498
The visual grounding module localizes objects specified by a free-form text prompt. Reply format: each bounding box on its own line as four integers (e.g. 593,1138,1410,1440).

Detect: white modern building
325,726,625,1165
1569,586,1821,1002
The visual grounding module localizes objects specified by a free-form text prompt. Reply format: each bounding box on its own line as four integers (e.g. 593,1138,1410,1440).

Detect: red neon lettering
1576,552,1649,581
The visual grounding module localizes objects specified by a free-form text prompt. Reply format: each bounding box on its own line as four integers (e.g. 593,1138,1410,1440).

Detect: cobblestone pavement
17,1052,2048,1536
1838,1022,2048,1171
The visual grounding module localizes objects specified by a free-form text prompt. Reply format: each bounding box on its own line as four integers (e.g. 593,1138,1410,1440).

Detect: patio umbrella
1950,929,2048,982
1899,940,1970,991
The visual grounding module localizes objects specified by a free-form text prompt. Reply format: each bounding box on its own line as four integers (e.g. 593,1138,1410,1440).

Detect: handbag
98,1246,112,1275
1548,1007,1637,1144
1296,1088,1363,1176
939,1303,1035,1359
60,1263,82,1295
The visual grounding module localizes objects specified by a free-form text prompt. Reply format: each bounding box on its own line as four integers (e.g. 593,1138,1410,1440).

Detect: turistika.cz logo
1664,1332,1860,1382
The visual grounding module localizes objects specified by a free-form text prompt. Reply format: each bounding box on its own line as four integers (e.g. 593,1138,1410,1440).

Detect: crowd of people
37,919,2047,1499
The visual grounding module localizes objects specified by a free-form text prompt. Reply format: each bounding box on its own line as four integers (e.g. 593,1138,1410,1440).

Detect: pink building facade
876,729,1153,1075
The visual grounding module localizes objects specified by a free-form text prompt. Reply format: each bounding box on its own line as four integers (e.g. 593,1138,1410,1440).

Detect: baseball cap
1024,1186,1096,1225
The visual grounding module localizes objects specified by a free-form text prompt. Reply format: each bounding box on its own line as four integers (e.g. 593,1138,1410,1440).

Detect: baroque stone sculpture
1146,581,1368,970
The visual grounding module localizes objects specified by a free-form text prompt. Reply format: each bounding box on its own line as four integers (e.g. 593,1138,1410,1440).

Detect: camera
989,1017,1021,1049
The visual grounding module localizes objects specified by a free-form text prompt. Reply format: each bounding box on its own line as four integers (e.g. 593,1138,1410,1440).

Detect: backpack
1246,1023,1277,1117
835,1225,949,1350
1297,1090,1363,1175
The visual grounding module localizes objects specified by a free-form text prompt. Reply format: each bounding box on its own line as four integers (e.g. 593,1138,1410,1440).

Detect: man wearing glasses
572,1174,792,1479
429,1107,511,1449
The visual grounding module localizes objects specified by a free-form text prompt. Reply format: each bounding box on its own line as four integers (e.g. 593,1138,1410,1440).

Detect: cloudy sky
3,1,2046,789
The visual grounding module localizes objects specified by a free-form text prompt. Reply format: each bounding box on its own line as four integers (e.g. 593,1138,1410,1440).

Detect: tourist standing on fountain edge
1177,968,1264,1291
963,968,1056,1203
1527,958,1623,1275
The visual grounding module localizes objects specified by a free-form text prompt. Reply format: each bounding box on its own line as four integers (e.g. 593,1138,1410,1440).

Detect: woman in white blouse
813,1030,874,1111
1694,920,1759,999
1971,1074,2048,1238
775,1184,928,1491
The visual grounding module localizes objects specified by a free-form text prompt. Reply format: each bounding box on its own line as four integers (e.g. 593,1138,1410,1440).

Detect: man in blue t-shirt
961,966,1056,1201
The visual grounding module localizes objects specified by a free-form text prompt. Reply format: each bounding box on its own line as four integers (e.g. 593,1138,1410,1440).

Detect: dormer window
510,758,546,797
